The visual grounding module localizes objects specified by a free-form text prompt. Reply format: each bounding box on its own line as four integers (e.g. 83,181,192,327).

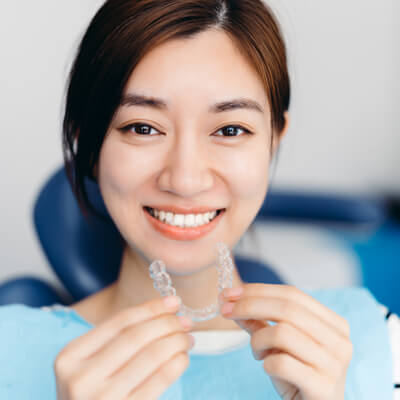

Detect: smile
143,206,226,241
144,206,223,228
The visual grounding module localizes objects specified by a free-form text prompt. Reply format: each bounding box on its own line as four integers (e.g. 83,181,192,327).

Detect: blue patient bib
0,287,393,399
162,287,393,400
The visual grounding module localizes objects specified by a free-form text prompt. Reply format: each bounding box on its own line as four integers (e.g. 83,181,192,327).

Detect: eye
119,123,160,136
119,123,253,138
214,125,253,138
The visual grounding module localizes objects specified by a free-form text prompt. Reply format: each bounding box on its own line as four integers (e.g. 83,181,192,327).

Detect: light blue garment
0,287,393,399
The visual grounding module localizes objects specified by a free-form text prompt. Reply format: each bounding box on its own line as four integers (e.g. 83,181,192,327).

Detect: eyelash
119,123,253,138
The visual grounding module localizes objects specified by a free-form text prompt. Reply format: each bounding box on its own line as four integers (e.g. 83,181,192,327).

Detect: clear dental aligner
148,242,234,322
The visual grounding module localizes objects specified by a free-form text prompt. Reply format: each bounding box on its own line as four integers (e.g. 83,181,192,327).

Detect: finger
76,313,193,383
263,351,330,400
101,331,193,398
233,317,267,336
126,352,189,400
223,284,350,338
218,291,267,335
222,296,351,362
251,322,342,378
58,295,182,362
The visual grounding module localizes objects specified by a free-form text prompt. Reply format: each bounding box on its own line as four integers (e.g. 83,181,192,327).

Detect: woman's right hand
54,295,194,400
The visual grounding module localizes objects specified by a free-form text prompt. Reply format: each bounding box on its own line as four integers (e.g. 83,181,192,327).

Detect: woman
1,0,398,399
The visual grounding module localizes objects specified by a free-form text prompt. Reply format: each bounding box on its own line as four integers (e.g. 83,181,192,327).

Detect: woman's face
98,28,280,274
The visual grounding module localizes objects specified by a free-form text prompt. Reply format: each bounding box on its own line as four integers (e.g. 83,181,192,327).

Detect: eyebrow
119,92,264,114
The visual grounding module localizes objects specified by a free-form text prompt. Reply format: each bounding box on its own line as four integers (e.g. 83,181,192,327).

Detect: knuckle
115,308,138,328
343,341,354,363
284,285,301,299
159,353,189,384
334,338,353,364
238,297,251,314
250,330,262,350
173,352,190,371
146,341,160,362
162,314,182,332
123,314,179,344
53,352,70,376
341,318,351,337
152,332,189,360
176,332,191,350
146,300,162,318
263,352,290,376
250,331,258,349
280,302,296,321
66,377,84,398
271,323,290,344
120,323,141,343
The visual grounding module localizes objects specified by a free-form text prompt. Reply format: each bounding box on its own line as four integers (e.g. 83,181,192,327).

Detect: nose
157,134,214,197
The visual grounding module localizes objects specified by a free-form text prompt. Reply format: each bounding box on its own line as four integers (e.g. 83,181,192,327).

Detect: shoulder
0,303,93,398
303,286,384,318
0,303,92,360
0,304,57,395
305,287,397,396
0,303,46,333
304,287,400,396
304,286,396,340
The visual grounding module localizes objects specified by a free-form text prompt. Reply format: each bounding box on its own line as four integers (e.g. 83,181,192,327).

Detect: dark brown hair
62,0,291,218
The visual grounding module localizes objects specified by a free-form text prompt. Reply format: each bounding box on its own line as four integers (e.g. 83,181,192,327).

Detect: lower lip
143,207,226,241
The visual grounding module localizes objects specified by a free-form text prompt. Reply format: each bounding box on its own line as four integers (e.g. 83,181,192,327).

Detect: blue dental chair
0,166,398,315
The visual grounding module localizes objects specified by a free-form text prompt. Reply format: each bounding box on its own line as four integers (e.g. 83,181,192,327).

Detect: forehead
122,29,269,112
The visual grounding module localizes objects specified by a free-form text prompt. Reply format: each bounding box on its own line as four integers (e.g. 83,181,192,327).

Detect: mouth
143,206,226,241
144,206,224,226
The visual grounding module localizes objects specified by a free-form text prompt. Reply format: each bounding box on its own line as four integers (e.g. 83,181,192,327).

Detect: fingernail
164,296,181,310
178,316,193,331
221,302,234,315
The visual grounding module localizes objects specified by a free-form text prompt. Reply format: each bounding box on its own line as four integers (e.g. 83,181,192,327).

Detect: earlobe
279,111,290,141
271,111,290,155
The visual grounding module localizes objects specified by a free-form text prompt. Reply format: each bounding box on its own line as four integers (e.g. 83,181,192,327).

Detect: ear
271,111,290,155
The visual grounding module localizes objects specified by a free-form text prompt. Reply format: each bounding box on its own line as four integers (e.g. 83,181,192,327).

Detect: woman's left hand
219,284,353,400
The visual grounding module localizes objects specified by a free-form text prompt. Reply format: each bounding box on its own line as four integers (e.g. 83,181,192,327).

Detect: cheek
97,138,159,204
223,145,270,200
219,143,270,241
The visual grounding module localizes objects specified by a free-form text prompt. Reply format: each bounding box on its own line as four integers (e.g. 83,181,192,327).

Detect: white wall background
0,1,399,293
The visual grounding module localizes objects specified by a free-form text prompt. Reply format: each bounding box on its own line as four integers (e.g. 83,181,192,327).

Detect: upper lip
145,205,226,215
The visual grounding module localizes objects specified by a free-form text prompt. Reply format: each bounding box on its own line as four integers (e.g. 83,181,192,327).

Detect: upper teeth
150,208,218,228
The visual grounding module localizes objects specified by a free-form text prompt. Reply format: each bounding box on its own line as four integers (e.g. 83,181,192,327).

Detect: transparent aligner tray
149,242,234,322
